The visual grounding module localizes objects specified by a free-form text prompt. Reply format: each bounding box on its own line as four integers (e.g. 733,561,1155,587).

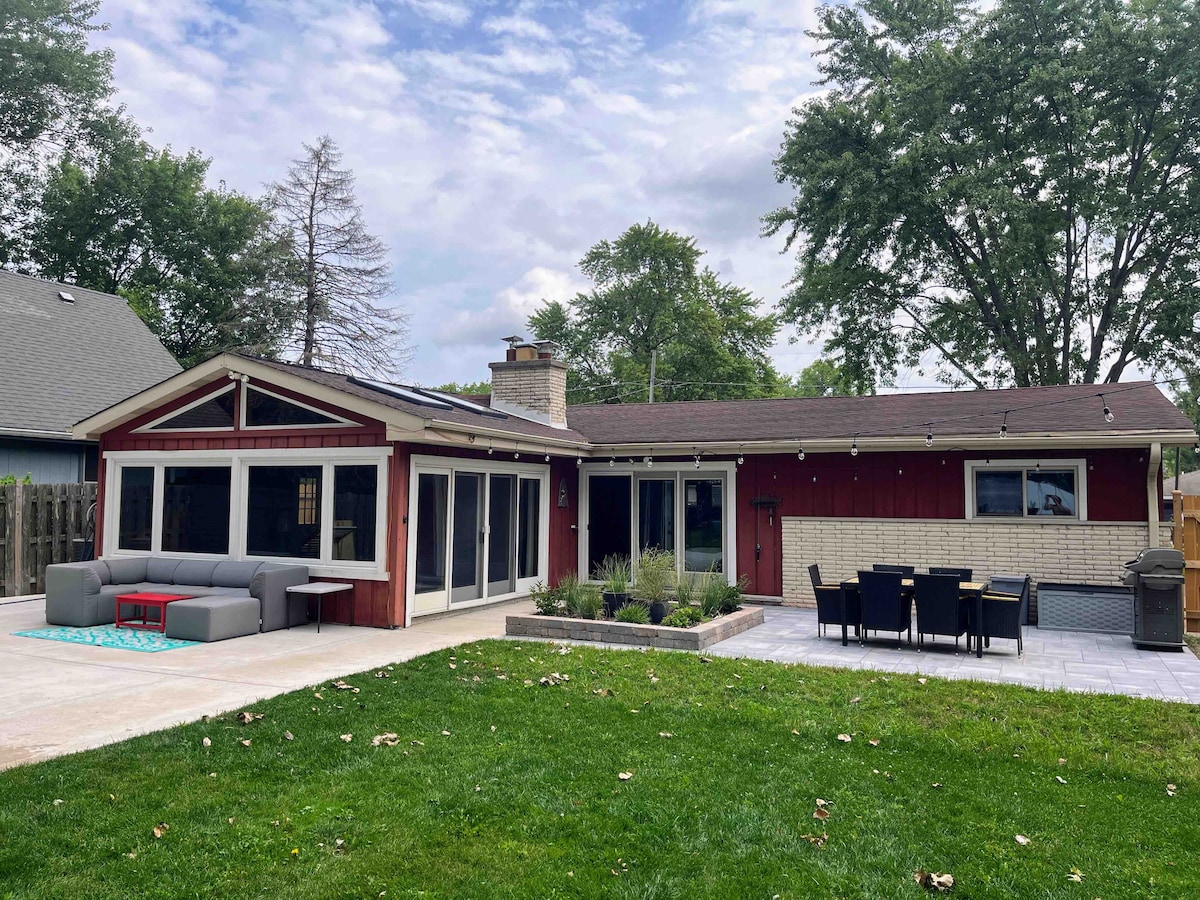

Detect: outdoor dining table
838,576,989,656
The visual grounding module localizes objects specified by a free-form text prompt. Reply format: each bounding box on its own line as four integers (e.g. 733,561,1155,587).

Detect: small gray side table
286,582,353,633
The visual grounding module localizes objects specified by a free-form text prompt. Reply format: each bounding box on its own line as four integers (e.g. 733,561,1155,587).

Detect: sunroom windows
106,449,388,576
408,456,550,616
133,382,355,433
580,463,736,583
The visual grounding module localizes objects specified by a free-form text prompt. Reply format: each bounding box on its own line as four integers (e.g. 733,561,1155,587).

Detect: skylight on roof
417,388,506,418
58,291,75,303
350,376,453,410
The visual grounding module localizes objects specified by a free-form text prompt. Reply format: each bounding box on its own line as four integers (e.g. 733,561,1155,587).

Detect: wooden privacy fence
1173,490,1200,634
0,483,96,598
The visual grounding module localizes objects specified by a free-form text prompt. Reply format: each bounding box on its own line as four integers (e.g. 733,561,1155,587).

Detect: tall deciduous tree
790,358,875,397
529,221,786,403
29,122,297,366
270,136,409,377
765,0,1200,388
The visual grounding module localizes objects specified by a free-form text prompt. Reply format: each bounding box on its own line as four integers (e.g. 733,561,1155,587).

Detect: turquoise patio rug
12,625,199,653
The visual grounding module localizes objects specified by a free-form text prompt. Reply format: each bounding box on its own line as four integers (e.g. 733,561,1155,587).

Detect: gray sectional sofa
44,557,310,641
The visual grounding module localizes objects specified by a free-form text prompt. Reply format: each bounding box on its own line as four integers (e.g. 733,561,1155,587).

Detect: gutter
1147,442,1163,548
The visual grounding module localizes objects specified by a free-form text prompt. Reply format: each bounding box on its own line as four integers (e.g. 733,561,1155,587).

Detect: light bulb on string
609,457,615,467
737,445,744,466
925,428,933,447
644,456,653,468
1101,395,1114,423
797,444,805,461
850,435,859,457
999,412,1008,439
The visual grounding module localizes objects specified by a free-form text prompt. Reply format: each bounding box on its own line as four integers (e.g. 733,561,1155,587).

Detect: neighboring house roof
566,382,1195,447
0,272,182,440
1165,468,1200,498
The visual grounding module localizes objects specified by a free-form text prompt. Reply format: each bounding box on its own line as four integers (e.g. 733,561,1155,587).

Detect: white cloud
402,0,473,27
730,64,785,92
482,15,555,42
434,267,588,349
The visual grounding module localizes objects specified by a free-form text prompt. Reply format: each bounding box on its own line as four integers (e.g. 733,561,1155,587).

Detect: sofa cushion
211,560,263,588
164,596,261,642
202,586,253,597
104,557,148,584
146,558,183,583
173,560,219,586
169,585,222,598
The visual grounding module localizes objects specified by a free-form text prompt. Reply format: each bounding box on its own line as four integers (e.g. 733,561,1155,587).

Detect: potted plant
596,554,632,617
634,548,676,624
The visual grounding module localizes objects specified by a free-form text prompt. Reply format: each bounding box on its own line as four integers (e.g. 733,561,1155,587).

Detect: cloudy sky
91,0,829,387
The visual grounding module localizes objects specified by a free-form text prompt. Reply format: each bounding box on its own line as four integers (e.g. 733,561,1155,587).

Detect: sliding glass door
584,465,732,583
409,457,549,616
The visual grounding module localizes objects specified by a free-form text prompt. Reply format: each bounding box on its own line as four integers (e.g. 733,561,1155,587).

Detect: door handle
755,543,761,561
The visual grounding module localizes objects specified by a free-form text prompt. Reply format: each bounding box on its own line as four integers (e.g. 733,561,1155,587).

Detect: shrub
634,548,675,604
567,582,603,620
674,575,697,608
614,601,650,624
661,606,705,628
595,554,631,595
698,571,727,618
719,576,748,615
530,581,560,616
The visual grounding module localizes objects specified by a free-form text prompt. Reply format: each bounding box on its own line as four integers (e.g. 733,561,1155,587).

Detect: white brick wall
489,360,568,426
783,517,1173,607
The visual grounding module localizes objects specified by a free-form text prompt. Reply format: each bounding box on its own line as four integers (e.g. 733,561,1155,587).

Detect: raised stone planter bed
505,605,764,650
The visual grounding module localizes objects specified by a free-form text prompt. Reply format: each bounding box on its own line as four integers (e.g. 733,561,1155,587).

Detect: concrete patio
706,606,1200,703
0,595,534,770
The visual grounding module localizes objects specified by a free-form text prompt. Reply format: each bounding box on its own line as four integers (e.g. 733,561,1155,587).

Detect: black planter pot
649,600,670,625
603,591,630,617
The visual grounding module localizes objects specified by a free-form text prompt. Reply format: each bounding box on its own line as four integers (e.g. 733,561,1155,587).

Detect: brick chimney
488,337,568,428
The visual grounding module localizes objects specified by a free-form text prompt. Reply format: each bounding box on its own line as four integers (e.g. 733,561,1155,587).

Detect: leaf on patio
837,733,853,743
618,771,634,781
1055,776,1067,785
913,870,954,892
340,734,353,743
152,822,169,839
1015,834,1031,846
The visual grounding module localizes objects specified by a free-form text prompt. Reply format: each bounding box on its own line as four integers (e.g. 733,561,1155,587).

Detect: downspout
1147,443,1162,548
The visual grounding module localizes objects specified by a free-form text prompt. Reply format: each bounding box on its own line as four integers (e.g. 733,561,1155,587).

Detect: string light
798,444,805,461
513,445,520,459
487,441,493,455
925,427,933,447
1101,395,1114,422
609,457,615,467
999,412,1008,438
850,435,859,457
644,455,653,468
576,454,582,468
737,445,744,466
544,448,550,462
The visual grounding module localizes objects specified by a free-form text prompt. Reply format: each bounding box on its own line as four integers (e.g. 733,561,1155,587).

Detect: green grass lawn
2,642,1198,899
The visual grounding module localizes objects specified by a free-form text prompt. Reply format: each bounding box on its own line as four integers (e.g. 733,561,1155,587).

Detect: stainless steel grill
1122,548,1185,651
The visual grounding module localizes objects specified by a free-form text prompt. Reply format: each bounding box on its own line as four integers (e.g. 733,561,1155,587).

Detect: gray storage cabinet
1036,582,1134,634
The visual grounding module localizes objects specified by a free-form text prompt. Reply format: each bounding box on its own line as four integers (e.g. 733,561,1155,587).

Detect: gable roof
1166,468,1200,499
0,272,181,439
566,381,1196,448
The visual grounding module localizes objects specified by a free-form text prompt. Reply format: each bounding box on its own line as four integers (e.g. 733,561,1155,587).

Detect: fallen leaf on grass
240,739,252,747
1066,868,1084,882
931,783,942,789
490,725,497,732
313,692,323,700
868,739,881,747
202,737,211,748
441,730,451,736
237,712,263,725
837,733,853,743
813,807,830,820
53,799,63,806
332,681,359,694
1058,757,1067,765
802,832,828,847
658,732,673,739
850,696,861,704
1167,783,1177,797
372,733,400,747
284,731,294,741
1056,776,1067,785
1015,834,1031,846
340,734,353,743
914,871,954,892
917,678,927,685
152,823,169,839
618,771,634,781
449,663,457,670
791,729,800,736
411,739,424,747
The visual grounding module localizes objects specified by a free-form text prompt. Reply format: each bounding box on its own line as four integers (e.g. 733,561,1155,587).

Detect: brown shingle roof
565,382,1194,446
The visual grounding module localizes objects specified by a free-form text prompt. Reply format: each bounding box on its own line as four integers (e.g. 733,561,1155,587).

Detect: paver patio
0,595,534,770
706,606,1200,703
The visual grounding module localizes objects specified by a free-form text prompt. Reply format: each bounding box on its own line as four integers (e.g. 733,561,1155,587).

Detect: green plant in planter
567,582,603,620
596,554,631,594
614,601,650,624
634,548,676,624
661,606,705,628
530,581,561,617
719,576,748,615
674,574,697,608
698,570,727,618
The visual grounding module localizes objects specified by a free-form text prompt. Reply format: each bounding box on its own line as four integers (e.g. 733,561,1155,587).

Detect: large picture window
162,466,231,554
246,466,323,558
108,450,387,574
966,460,1085,520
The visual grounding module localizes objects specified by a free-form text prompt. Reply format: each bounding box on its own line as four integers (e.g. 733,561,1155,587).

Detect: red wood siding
733,447,1154,597
298,577,390,628
387,445,409,626
548,458,578,586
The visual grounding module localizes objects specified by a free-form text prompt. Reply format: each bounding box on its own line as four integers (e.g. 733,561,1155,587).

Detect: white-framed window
407,455,550,619
964,458,1087,521
132,382,358,434
578,461,737,584
105,447,390,579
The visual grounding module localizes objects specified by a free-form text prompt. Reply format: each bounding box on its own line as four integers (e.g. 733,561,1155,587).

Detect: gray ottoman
165,596,261,643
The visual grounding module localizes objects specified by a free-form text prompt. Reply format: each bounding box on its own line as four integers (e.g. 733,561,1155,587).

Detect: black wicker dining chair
873,564,916,576
913,573,969,650
929,566,973,582
808,564,823,591
815,583,860,639
970,576,1030,656
857,570,911,646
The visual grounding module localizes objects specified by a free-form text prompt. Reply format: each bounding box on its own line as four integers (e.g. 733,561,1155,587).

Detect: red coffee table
114,592,193,632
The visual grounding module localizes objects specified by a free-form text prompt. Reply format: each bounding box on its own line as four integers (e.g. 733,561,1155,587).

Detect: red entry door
752,498,783,598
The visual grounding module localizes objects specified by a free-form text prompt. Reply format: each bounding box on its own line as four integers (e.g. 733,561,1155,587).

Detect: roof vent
58,291,75,304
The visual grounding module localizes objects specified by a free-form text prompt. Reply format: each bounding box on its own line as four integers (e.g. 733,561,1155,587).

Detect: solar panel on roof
350,376,453,410
417,388,507,418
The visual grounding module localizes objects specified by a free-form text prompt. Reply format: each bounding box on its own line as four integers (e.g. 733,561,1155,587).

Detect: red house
73,342,1196,627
